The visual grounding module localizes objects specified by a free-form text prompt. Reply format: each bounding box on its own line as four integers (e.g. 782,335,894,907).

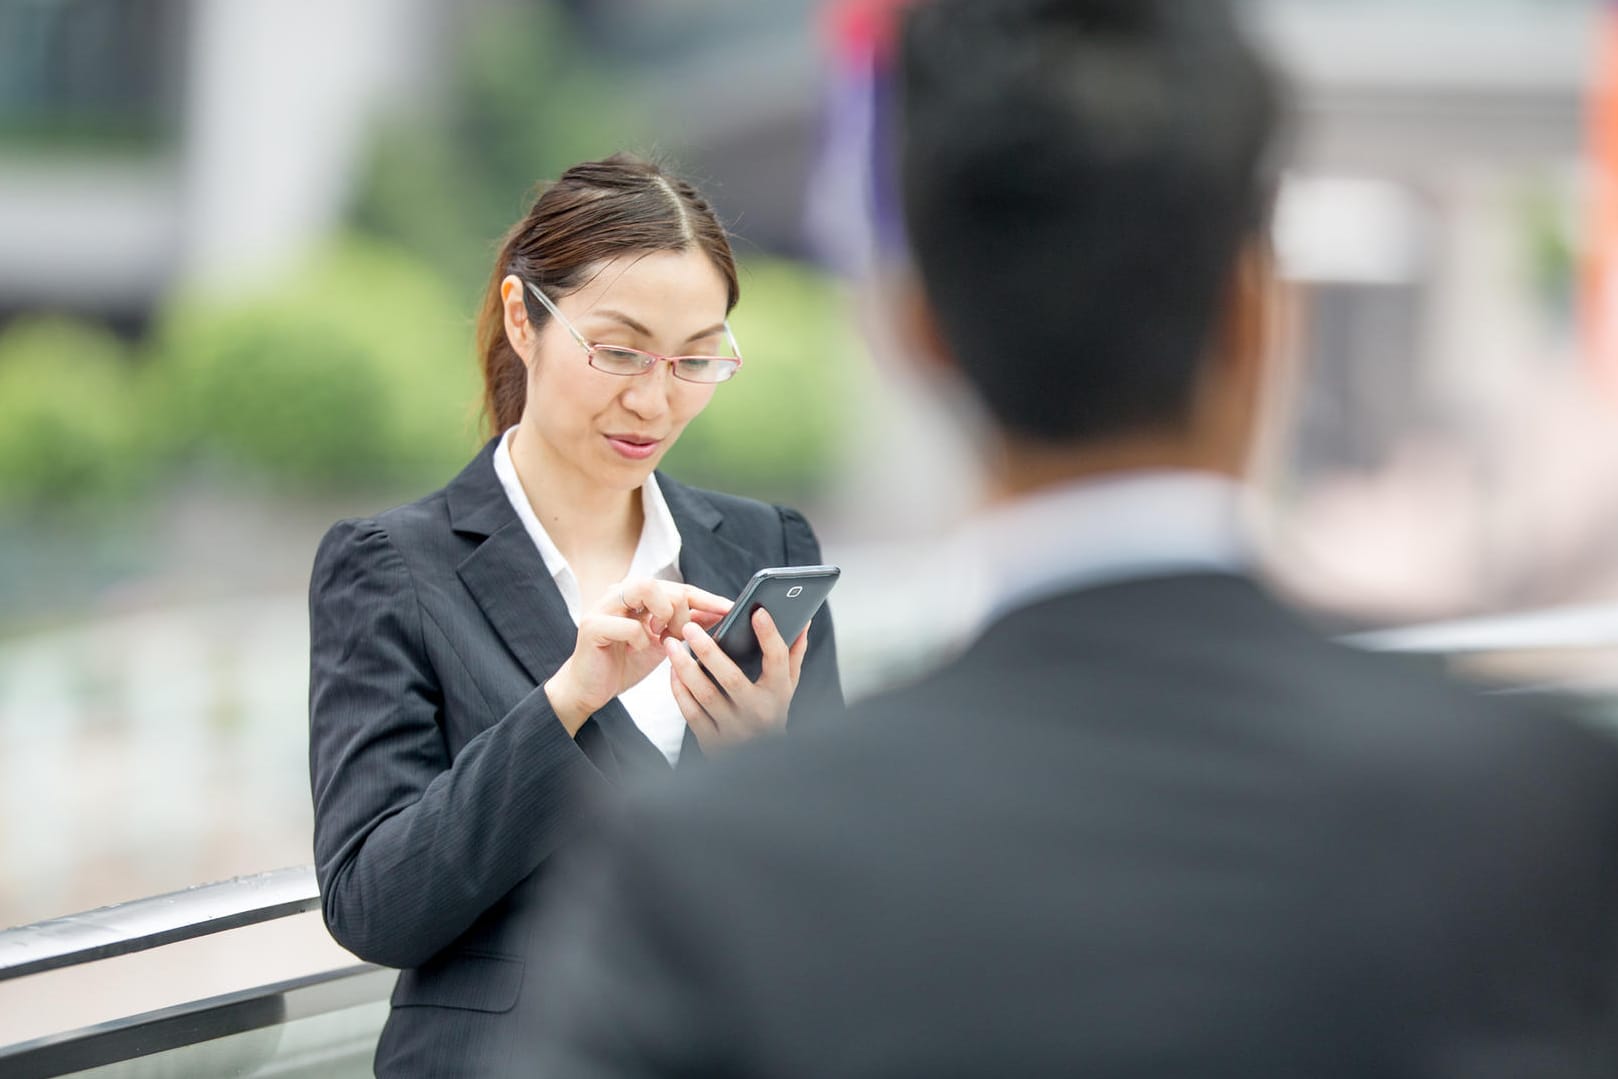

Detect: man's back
525,5,1618,1071
533,573,1618,1077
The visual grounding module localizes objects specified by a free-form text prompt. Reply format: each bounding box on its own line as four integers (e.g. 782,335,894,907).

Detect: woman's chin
595,451,665,488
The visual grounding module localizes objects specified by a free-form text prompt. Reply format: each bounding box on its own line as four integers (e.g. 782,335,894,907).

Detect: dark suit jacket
306,438,841,1077
527,573,1618,1078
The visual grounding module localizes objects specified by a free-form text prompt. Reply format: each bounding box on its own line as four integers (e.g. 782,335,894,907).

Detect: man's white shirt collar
963,469,1251,634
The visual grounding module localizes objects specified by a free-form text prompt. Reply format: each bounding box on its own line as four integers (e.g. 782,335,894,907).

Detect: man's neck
986,430,1241,506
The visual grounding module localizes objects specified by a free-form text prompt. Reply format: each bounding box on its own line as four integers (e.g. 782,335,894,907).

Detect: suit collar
446,439,566,691
649,474,760,771
448,437,735,558
656,473,757,606
446,437,517,539
447,443,748,776
656,471,722,532
965,470,1248,637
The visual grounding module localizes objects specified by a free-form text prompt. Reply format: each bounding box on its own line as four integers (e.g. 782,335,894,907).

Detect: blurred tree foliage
0,319,142,508
0,2,863,513
0,241,860,508
662,259,864,500
341,0,863,501
143,237,482,493
349,2,641,299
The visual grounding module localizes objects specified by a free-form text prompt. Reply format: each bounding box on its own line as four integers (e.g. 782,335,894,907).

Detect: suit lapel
447,440,668,782
659,474,756,606
658,475,759,770
446,451,758,779
455,516,580,684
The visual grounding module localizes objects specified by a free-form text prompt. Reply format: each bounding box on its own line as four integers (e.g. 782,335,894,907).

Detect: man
525,2,1618,1075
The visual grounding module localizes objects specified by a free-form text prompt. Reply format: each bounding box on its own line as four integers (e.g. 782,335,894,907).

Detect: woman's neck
508,426,642,564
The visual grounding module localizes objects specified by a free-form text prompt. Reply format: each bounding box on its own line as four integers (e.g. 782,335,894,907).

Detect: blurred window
0,0,184,153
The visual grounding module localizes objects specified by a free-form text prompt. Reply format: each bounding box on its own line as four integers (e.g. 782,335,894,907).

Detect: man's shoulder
646,576,1618,833
630,684,925,835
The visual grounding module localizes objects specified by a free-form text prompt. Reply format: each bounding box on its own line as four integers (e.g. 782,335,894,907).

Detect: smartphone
697,565,840,681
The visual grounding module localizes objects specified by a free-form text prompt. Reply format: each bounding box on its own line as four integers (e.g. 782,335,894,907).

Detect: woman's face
505,249,729,491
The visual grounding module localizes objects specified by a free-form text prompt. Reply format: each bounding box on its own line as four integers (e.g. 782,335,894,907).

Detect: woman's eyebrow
588,309,726,346
587,309,654,337
683,323,726,345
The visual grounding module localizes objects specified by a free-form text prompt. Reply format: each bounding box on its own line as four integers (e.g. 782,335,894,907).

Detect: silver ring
619,584,642,614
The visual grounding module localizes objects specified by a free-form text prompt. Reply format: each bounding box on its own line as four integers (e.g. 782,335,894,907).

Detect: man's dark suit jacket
529,572,1618,1078
306,438,841,1077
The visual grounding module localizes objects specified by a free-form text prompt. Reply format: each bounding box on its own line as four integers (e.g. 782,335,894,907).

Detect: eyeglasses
524,281,743,384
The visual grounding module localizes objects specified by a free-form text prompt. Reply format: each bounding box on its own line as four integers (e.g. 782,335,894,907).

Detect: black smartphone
698,565,840,681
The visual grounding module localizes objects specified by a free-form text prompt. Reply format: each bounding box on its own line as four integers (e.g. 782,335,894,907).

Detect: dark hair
898,0,1281,443
476,154,739,436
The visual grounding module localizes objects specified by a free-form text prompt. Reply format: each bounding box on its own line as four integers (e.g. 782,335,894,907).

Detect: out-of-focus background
3,0,1617,937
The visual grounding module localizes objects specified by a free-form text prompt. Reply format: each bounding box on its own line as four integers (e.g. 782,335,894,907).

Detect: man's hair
898,0,1281,443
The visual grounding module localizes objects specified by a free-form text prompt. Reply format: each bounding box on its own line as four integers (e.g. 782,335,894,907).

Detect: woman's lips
606,435,662,460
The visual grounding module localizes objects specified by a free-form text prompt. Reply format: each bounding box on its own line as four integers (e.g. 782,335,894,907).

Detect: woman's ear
500,275,535,370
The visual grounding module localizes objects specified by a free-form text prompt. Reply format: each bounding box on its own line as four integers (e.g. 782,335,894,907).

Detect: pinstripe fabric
307,437,842,1076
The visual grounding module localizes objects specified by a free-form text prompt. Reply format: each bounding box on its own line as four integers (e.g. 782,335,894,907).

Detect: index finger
679,585,734,616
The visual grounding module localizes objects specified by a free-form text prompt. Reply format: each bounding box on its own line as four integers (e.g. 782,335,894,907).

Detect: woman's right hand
545,579,733,736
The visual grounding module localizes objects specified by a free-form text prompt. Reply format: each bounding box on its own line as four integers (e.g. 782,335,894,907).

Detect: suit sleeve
308,518,610,970
778,505,844,724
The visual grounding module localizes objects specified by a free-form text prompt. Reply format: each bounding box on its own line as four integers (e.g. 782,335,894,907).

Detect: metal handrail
0,866,321,983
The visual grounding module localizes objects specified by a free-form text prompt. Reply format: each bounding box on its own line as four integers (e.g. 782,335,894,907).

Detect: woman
307,154,841,1075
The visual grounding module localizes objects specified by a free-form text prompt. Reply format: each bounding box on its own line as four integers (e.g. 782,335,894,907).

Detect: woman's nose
619,363,674,418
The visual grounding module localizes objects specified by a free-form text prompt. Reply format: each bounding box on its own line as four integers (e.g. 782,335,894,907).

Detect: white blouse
493,428,689,765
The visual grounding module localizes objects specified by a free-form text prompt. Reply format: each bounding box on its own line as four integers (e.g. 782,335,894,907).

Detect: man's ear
500,275,535,370
1216,241,1274,390
893,272,961,384
1194,238,1288,476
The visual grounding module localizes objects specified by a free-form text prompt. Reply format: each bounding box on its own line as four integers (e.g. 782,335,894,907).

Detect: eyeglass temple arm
523,281,592,351
722,321,744,363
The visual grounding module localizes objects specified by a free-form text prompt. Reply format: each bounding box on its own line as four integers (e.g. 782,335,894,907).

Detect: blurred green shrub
661,259,867,500
145,236,482,492
0,318,142,508
0,250,862,509
341,4,864,500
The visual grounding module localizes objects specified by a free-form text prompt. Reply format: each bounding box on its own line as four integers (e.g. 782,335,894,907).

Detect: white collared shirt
963,469,1252,638
493,428,689,765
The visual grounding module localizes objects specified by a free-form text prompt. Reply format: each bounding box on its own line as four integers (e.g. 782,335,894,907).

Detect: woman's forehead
572,250,728,316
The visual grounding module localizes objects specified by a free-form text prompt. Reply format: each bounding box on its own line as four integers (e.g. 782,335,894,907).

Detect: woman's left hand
664,608,809,750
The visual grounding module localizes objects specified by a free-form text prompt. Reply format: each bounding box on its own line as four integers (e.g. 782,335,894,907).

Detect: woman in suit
307,154,841,1075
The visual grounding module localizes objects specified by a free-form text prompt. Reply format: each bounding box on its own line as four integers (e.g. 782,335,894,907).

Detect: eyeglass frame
523,280,744,384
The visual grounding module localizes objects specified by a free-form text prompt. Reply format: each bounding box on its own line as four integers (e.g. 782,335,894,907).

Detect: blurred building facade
0,0,444,327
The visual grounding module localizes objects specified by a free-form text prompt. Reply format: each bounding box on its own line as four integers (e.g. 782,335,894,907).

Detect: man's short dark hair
899,0,1281,443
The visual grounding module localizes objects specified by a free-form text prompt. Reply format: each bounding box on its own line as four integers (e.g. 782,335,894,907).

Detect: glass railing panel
0,909,358,1051
1,967,391,1079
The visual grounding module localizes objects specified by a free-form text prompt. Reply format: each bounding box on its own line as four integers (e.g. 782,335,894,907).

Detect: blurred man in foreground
525,2,1618,1075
